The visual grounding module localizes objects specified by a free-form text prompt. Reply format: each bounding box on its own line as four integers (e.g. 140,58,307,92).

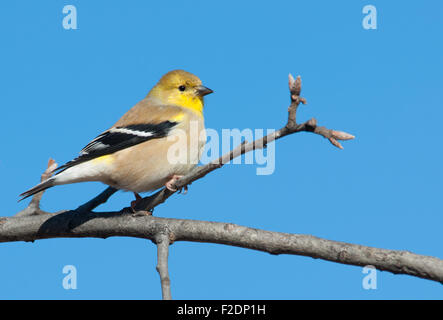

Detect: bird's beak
196,86,213,97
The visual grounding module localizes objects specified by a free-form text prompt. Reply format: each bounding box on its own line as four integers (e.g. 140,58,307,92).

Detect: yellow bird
20,70,213,209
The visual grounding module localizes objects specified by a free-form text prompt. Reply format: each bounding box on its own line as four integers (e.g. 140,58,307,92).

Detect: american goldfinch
20,70,213,208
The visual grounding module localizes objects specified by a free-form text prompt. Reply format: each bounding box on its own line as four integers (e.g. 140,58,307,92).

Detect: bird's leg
165,175,184,192
130,192,143,213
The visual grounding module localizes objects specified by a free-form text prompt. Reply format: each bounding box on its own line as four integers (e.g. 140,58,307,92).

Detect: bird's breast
107,117,206,193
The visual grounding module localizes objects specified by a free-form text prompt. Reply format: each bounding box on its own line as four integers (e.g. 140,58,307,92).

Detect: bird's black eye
178,85,186,92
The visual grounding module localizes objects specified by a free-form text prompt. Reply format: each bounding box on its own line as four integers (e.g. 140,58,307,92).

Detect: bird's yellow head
147,70,213,117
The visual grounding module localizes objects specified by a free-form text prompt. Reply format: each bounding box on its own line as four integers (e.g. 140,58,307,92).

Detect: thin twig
16,159,57,217
130,74,354,212
155,232,172,300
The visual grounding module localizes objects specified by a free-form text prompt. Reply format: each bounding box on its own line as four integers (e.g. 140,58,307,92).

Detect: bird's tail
19,178,56,202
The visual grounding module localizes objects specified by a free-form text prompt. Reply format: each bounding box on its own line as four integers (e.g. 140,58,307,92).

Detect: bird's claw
165,175,183,192
165,175,190,194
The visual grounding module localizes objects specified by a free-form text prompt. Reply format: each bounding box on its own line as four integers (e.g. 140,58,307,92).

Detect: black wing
55,121,178,174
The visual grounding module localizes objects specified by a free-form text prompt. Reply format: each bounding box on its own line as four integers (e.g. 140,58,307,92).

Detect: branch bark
155,232,172,300
6,73,440,299
1,212,442,284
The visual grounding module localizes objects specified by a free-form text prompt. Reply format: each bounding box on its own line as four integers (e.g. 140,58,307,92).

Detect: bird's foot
165,175,184,192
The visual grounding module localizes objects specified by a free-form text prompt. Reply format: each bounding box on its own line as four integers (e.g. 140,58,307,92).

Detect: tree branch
155,232,172,300
1,212,442,284
131,74,354,213
7,73,439,299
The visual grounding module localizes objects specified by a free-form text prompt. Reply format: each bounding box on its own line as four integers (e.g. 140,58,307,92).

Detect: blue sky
1,0,442,299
